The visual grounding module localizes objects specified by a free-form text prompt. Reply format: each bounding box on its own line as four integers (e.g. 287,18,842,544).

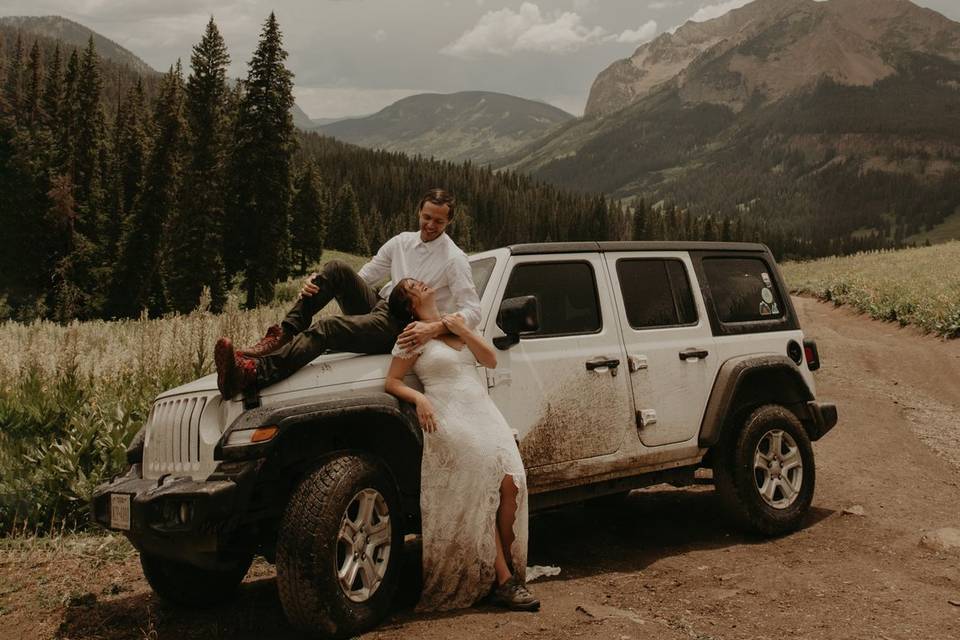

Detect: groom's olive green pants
256,260,402,388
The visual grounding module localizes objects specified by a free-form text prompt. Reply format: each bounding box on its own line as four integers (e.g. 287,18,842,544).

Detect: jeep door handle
679,349,709,361
585,358,621,371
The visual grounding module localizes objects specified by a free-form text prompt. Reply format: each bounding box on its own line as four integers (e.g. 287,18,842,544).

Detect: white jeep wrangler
93,241,837,638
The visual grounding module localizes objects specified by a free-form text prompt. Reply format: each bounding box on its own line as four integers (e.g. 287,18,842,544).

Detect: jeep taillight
803,339,821,371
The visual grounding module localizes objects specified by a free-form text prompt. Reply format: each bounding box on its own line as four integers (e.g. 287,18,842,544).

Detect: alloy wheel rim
336,488,392,602
753,429,803,509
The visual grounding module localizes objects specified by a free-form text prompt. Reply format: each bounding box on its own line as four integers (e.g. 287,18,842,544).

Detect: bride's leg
496,475,519,574
492,475,520,586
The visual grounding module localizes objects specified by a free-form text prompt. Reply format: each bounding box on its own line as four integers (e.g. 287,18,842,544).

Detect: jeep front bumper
91,461,262,569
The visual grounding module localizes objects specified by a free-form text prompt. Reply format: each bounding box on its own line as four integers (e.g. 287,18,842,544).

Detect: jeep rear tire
140,551,252,608
714,404,815,536
276,454,403,639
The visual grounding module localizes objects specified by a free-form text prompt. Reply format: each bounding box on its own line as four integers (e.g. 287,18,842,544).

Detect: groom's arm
447,253,481,329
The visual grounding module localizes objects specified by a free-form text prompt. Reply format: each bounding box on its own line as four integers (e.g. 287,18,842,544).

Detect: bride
384,278,540,612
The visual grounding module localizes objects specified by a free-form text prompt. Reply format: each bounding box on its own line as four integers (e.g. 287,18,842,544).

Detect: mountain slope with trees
0,15,625,323
320,91,573,164
502,0,960,253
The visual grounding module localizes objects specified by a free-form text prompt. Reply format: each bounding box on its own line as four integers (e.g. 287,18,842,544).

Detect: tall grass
0,252,367,533
782,241,960,339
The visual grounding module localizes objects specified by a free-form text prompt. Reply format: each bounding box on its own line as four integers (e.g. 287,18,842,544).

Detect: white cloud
373,28,386,42
647,1,682,9
690,0,752,23
616,20,658,44
572,0,597,12
441,2,606,57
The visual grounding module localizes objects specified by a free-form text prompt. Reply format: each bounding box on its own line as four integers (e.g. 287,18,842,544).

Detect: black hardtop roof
508,241,769,255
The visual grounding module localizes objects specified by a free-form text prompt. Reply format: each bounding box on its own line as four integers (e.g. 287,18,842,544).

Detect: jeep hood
155,351,393,401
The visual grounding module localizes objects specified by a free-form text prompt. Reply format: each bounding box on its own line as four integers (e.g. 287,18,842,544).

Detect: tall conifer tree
327,182,367,254
24,41,43,129
229,12,296,307
41,42,62,129
108,64,186,318
166,17,231,313
290,161,328,274
3,32,24,122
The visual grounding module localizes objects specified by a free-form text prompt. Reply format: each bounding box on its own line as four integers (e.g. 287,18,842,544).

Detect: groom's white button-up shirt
357,231,482,328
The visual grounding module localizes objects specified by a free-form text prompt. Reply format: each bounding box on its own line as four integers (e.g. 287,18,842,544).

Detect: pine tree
24,41,43,129
3,32,24,122
55,49,79,174
41,42,62,129
105,78,150,265
328,182,367,254
630,198,647,240
290,161,328,274
229,12,296,307
108,64,186,318
166,17,231,313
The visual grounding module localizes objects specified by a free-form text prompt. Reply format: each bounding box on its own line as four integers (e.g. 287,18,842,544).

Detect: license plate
110,494,131,531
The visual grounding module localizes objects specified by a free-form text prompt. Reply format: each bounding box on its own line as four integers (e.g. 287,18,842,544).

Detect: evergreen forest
0,14,934,324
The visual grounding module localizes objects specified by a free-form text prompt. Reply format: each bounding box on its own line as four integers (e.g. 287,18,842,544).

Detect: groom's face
418,201,452,243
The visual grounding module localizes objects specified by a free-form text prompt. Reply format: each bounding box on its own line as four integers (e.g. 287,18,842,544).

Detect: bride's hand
416,396,439,433
441,313,468,337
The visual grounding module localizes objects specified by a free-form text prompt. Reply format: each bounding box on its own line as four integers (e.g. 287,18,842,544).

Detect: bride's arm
442,314,497,369
385,355,439,433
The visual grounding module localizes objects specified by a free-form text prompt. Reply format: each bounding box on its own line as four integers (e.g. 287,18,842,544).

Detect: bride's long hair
388,278,418,325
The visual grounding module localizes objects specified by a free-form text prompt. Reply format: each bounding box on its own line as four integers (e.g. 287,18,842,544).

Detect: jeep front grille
144,393,216,474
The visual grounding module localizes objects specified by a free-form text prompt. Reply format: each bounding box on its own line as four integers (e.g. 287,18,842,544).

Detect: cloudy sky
3,0,959,118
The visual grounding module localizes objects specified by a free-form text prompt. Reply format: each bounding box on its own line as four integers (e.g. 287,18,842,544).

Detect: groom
215,188,481,398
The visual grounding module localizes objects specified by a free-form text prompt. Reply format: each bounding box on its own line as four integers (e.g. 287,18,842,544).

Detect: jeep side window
703,257,784,323
502,261,601,336
616,259,697,329
469,257,497,298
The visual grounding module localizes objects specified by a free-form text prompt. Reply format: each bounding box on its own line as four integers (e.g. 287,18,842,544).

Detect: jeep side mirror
494,295,540,350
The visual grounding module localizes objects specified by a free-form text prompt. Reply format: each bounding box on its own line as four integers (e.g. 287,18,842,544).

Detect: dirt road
3,297,959,639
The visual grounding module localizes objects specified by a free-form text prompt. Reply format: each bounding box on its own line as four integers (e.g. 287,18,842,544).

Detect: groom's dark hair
417,188,456,220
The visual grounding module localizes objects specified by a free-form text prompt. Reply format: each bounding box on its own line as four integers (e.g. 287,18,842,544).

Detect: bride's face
402,279,436,317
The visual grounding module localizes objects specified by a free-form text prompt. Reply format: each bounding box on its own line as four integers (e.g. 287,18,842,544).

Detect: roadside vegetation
783,241,960,339
0,252,365,534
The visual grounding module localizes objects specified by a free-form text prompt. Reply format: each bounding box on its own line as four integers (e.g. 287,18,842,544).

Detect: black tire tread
276,453,401,639
714,404,815,537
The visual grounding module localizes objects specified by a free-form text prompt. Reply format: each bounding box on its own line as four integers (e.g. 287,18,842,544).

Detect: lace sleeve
391,340,426,360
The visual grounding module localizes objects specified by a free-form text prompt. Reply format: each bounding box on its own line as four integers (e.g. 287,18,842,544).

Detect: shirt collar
413,232,446,251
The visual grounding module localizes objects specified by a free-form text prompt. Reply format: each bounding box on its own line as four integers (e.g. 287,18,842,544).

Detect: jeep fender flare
698,355,814,448
217,393,424,518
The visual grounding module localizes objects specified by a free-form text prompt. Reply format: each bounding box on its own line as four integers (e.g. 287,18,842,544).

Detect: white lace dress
392,338,529,612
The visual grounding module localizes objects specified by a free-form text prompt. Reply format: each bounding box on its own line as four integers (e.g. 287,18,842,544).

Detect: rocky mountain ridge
585,0,960,116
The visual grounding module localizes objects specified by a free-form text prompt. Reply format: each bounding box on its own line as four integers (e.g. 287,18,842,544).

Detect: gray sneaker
490,576,540,611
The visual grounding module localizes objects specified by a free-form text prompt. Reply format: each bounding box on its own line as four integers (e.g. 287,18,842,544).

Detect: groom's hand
399,320,442,349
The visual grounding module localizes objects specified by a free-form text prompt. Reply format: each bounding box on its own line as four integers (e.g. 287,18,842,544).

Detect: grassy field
0,251,367,533
782,241,960,339
905,207,960,246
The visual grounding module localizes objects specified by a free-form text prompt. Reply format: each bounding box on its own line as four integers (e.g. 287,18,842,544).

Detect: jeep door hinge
485,368,512,389
637,409,657,429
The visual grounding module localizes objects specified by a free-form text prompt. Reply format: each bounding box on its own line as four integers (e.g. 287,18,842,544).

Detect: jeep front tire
276,453,403,639
714,404,815,536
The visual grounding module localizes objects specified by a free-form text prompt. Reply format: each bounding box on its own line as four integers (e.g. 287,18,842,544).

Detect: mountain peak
0,15,156,75
584,0,960,117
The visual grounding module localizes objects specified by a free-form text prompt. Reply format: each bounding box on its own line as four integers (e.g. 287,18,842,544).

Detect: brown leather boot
215,337,259,399
238,324,291,357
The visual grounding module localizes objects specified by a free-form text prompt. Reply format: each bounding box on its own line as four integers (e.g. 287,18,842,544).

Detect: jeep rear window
616,259,697,329
703,257,784,323
470,257,496,298
503,261,601,336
